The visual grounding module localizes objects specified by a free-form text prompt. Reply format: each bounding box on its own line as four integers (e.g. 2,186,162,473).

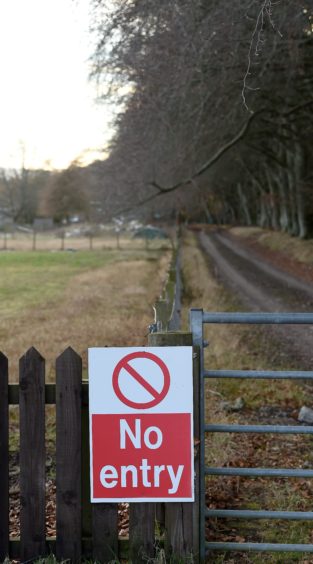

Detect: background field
0,228,171,252
0,240,171,381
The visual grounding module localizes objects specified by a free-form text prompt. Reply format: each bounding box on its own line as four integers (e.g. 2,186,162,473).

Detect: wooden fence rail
0,345,199,563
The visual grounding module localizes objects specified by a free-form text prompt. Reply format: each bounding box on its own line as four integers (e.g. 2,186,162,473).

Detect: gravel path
198,229,313,369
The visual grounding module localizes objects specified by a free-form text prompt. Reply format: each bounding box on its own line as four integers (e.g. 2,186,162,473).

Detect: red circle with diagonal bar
112,351,170,409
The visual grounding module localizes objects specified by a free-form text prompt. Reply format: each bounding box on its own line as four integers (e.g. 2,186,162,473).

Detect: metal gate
190,309,313,562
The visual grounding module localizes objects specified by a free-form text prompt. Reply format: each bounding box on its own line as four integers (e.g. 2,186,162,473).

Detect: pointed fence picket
19,348,46,561
56,348,82,562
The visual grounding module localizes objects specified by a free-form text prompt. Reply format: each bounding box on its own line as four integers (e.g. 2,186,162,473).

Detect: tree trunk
237,183,252,226
294,141,307,238
265,168,279,230
286,148,299,236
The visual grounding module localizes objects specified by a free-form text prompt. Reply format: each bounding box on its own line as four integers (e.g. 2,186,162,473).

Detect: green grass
0,251,114,317
0,249,163,319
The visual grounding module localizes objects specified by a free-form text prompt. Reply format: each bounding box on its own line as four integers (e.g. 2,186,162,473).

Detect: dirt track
198,229,313,369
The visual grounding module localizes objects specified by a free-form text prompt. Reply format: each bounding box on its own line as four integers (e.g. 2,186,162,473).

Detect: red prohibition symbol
112,351,170,409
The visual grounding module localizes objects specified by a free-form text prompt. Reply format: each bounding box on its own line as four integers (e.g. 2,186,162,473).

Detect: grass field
0,244,171,381
0,229,172,253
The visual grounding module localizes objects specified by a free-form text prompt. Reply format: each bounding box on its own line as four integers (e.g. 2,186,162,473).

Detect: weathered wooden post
0,353,9,562
32,229,37,251
148,330,200,562
129,502,155,563
60,230,65,251
115,228,121,250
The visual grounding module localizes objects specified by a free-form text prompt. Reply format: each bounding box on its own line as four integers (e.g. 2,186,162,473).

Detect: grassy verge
229,226,313,265
181,230,313,563
0,251,114,316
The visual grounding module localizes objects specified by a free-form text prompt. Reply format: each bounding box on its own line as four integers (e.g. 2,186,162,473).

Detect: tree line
89,0,313,237
0,164,91,226
2,2,311,236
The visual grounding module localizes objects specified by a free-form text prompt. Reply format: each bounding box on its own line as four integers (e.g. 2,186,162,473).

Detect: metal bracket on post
153,298,175,332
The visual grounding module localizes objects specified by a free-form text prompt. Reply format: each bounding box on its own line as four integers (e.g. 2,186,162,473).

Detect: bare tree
89,0,313,235
44,165,90,224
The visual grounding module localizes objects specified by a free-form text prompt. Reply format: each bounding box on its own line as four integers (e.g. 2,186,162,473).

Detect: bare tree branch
151,109,265,194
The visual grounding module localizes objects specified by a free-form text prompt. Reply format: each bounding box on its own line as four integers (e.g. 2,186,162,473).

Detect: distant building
33,217,54,231
0,211,13,230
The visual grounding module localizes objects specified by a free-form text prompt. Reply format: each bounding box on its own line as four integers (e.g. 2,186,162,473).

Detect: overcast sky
0,0,114,170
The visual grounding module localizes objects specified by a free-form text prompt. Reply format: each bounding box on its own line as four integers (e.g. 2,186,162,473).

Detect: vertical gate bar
148,331,194,560
190,309,205,563
56,348,82,563
19,348,46,561
0,353,9,561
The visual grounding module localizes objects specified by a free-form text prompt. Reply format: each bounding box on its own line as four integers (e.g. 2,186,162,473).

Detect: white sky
0,0,114,170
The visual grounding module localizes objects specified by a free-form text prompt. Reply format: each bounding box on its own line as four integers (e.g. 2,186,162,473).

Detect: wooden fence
0,343,200,563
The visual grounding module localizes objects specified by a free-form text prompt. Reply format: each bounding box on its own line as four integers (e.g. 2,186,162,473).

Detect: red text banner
91,413,193,501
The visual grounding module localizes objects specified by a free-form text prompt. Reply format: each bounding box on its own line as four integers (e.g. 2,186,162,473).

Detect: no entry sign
89,347,194,502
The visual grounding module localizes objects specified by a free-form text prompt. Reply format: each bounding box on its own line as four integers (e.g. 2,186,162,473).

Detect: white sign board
89,347,194,502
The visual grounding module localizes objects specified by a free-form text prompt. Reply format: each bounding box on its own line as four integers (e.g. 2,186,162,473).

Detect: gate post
148,331,200,562
192,342,201,563
190,309,204,563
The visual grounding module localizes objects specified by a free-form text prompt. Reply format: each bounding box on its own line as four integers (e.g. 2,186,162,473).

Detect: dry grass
1,248,171,381
229,226,313,265
229,226,265,239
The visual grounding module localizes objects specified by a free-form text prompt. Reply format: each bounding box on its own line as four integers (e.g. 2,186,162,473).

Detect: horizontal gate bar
205,467,313,478
206,541,313,552
205,424,313,434
203,312,313,324
206,509,313,520
204,369,313,379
